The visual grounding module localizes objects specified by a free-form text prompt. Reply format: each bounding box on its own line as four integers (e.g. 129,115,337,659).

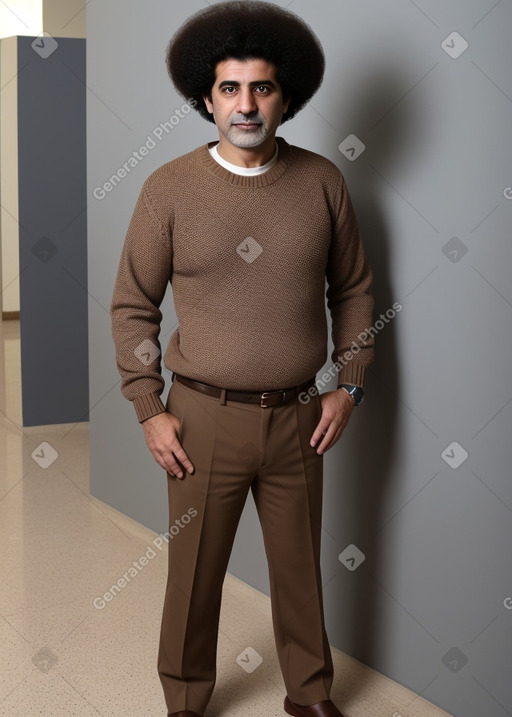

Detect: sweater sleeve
326,174,375,388
110,180,172,422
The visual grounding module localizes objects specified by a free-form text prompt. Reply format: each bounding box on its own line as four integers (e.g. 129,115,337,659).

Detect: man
111,2,374,716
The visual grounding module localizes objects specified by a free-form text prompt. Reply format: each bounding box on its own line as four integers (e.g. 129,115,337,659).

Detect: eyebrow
217,80,277,89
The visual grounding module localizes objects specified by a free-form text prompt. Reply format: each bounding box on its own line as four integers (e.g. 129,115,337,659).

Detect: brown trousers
158,377,334,715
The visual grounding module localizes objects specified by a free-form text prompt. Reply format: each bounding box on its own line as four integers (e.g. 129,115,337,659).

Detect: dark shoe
284,696,345,717
168,712,202,716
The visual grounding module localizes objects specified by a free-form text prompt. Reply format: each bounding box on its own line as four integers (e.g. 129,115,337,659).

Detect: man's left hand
310,388,354,455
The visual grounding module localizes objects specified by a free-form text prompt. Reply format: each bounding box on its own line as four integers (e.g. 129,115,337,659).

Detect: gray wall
87,2,512,716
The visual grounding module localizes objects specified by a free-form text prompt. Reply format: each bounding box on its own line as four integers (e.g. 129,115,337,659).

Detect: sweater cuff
132,392,167,423
337,363,366,389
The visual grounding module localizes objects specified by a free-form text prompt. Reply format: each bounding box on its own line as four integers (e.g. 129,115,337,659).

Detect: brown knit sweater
111,137,374,422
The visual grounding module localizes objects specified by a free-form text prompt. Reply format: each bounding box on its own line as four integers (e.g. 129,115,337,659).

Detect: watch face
352,387,364,406
341,385,364,406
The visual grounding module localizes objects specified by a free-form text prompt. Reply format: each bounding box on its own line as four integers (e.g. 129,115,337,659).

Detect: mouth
233,123,261,130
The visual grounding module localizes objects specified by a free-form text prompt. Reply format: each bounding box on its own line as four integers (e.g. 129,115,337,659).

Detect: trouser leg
251,391,334,705
157,380,257,715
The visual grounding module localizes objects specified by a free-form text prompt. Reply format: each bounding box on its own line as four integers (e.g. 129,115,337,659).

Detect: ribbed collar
197,136,292,188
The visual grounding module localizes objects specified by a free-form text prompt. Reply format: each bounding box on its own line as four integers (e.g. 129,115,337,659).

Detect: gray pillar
17,36,88,426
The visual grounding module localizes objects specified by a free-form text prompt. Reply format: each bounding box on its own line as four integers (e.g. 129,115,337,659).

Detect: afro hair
166,0,325,124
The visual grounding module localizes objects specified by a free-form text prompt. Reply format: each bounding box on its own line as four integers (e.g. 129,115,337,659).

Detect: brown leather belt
173,373,316,408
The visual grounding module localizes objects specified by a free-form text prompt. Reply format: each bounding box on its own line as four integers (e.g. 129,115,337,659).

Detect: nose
237,87,257,116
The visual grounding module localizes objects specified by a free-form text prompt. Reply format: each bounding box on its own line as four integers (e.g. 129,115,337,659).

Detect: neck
215,134,277,168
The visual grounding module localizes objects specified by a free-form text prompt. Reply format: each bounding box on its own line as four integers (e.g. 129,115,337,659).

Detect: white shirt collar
208,142,279,176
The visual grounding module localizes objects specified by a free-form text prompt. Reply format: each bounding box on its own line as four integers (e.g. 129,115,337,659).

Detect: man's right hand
141,411,194,479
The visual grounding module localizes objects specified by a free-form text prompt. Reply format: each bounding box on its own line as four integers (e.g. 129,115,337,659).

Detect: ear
203,94,214,114
282,95,292,115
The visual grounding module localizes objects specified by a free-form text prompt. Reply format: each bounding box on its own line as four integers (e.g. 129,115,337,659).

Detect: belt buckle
260,389,286,408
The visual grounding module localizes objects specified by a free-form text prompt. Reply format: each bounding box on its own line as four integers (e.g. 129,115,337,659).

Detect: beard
223,113,270,148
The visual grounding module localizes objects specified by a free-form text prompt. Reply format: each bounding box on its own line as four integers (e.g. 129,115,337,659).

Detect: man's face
203,58,291,152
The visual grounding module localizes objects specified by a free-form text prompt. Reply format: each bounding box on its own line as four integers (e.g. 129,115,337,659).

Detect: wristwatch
339,384,365,407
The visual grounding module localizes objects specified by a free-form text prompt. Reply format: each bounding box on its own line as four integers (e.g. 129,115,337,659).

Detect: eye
222,86,237,94
255,85,271,94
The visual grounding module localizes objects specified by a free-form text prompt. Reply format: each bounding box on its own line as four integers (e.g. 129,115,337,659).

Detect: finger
310,417,331,447
316,422,343,455
163,454,185,479
152,444,185,478
311,414,335,452
170,443,195,474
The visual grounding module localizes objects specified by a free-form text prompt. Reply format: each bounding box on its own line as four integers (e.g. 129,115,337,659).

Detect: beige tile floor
0,319,453,717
